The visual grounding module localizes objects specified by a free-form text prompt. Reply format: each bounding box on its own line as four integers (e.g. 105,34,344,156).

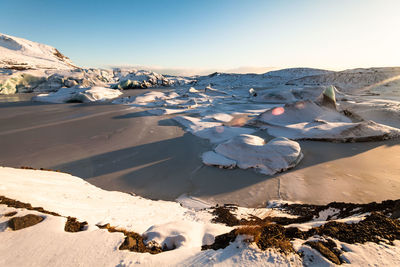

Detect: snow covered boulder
204,134,303,175
143,221,228,250
32,86,122,103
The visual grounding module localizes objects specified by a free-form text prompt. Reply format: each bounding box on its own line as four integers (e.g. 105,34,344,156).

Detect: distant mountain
0,33,78,70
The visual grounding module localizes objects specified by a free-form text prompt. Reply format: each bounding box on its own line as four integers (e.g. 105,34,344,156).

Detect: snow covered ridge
2,166,400,266
0,33,77,70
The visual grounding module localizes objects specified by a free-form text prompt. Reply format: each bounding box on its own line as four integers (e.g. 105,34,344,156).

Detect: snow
32,86,122,103
201,151,237,168
173,115,256,143
0,33,76,70
255,100,400,141
209,135,303,175
143,221,224,250
1,167,400,266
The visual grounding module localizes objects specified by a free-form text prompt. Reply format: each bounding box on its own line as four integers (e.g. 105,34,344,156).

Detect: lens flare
272,107,285,116
215,126,224,133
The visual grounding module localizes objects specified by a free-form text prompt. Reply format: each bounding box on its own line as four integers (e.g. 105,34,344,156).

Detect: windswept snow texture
207,135,303,175
32,86,122,103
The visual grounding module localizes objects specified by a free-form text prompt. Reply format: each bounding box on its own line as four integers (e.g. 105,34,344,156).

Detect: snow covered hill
0,33,77,70
193,68,333,89
287,67,400,92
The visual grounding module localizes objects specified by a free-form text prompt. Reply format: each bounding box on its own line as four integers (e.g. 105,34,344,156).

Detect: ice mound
202,151,237,168
316,85,337,109
32,86,122,103
173,115,255,143
257,100,351,126
203,135,303,175
266,120,400,142
256,100,400,141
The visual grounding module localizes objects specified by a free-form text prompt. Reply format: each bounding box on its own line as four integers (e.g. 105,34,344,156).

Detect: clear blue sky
1,0,399,72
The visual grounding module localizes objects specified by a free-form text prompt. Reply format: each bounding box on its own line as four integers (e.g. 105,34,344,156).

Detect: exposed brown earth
0,195,60,216
4,211,17,217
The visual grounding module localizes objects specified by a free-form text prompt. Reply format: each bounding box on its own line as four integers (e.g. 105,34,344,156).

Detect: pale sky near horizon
1,0,399,74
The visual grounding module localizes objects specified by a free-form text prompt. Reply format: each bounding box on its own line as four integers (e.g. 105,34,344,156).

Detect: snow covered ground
1,167,400,266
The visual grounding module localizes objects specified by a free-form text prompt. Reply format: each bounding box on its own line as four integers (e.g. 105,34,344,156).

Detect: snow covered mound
32,86,122,103
173,115,256,144
0,33,77,70
287,67,400,92
255,100,400,141
203,135,303,175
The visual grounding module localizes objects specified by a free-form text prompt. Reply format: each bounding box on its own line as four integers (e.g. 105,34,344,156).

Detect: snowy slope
0,32,77,70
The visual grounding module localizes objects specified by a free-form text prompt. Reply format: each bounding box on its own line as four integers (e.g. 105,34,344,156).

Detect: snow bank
204,135,303,175
32,86,122,103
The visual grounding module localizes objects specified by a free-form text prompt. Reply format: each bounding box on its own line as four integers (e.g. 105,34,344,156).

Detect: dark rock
306,241,342,265
64,217,88,232
201,230,237,250
4,211,17,217
119,232,162,254
8,214,44,230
